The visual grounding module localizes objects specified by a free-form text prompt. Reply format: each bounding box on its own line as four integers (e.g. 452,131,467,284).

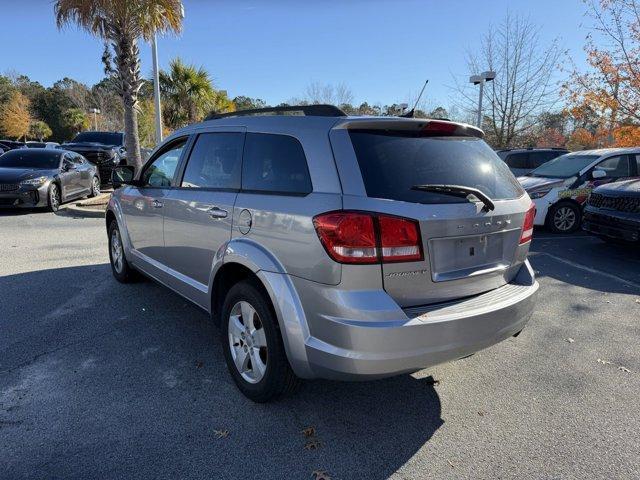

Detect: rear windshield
349,131,524,204
0,150,61,169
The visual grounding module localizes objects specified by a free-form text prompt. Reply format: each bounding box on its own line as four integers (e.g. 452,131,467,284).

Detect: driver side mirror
112,165,139,188
592,169,607,179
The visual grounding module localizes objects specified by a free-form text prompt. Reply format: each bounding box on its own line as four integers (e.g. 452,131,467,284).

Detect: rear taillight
313,211,423,264
519,203,535,244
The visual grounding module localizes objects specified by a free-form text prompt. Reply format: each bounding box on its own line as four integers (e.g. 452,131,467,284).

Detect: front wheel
89,175,101,197
547,202,581,234
221,280,300,402
48,183,61,212
108,220,137,283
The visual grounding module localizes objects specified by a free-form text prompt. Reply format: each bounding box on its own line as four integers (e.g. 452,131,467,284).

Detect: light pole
469,71,496,128
151,4,185,146
89,108,100,130
151,34,163,145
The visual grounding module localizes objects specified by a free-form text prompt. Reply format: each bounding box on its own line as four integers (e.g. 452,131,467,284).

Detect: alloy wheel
553,206,576,232
110,229,124,274
49,184,60,210
228,301,268,384
92,177,100,196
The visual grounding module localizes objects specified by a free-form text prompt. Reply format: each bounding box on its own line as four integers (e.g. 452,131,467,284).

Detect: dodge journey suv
106,105,538,402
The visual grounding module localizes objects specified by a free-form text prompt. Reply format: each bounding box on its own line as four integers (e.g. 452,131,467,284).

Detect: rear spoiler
332,118,484,139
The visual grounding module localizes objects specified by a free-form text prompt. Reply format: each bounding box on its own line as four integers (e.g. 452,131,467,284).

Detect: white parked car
518,148,640,233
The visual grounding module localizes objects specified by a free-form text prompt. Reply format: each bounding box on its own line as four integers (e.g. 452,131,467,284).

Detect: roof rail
205,104,347,120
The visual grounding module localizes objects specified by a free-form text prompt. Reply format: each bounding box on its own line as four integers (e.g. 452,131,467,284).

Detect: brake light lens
313,211,423,264
378,215,423,262
520,203,535,244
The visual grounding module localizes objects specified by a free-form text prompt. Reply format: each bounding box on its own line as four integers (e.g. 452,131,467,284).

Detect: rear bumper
583,208,640,242
295,261,538,380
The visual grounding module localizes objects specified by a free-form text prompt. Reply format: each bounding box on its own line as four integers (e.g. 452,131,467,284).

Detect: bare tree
454,14,562,147
304,81,354,106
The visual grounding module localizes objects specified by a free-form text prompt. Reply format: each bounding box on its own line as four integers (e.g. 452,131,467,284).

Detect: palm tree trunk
112,31,143,173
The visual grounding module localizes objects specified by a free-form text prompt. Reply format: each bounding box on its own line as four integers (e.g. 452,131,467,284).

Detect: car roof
567,147,640,157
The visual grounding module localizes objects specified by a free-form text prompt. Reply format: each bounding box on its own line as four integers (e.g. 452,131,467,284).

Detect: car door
59,153,82,199
119,137,188,263
162,129,244,290
71,153,92,194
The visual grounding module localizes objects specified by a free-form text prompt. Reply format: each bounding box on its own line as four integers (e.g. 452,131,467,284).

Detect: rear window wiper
411,184,495,212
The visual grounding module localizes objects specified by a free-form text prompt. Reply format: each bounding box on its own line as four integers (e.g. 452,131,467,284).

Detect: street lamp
89,108,100,130
152,3,185,145
469,71,496,128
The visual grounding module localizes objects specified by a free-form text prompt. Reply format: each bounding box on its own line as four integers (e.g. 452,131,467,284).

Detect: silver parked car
106,105,538,402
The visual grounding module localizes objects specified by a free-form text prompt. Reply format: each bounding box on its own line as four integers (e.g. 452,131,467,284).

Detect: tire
221,279,300,402
108,220,138,283
89,175,101,198
546,202,582,234
48,183,61,212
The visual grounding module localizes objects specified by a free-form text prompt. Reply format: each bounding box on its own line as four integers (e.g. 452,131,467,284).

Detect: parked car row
515,148,640,239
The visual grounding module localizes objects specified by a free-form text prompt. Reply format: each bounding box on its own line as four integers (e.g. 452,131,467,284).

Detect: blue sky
2,0,590,108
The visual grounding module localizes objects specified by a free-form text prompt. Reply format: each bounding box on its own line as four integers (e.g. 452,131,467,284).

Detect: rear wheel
221,280,300,402
48,183,60,212
89,175,101,197
108,220,137,283
547,202,581,234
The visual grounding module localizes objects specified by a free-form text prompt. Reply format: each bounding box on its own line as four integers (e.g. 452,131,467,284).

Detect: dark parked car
0,148,100,211
583,179,640,243
62,131,126,186
497,148,569,176
0,140,27,151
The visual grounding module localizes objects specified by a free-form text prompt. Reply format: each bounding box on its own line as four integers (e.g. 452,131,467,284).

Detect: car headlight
529,189,551,199
20,176,48,187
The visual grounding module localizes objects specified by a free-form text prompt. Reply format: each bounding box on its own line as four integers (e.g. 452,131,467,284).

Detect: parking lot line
532,252,640,290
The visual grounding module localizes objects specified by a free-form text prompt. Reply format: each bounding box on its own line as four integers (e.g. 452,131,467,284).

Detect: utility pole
152,34,163,145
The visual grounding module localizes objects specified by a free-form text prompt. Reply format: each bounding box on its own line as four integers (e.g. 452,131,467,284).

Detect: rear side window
242,133,312,194
597,155,631,178
506,152,529,169
529,151,556,168
349,131,524,204
181,133,243,189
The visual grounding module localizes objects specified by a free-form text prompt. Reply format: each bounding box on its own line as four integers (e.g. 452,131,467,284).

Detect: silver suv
106,105,538,402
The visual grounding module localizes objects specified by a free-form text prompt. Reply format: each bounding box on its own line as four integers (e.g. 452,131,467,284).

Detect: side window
506,152,528,169
71,153,84,165
142,138,187,187
241,133,312,194
596,155,630,178
181,133,243,189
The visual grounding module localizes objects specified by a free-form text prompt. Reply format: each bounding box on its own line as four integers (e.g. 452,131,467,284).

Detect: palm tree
55,0,183,172
159,58,216,128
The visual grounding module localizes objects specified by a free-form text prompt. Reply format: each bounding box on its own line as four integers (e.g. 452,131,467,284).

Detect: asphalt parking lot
1,209,639,480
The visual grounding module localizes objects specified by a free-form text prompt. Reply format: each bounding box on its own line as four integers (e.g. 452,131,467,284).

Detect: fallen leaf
448,460,455,468
605,300,612,304
304,439,323,451
597,358,613,365
214,429,229,439
195,360,204,368
618,366,631,373
301,426,316,437
566,338,575,343
635,299,640,304
312,470,332,480
477,410,486,417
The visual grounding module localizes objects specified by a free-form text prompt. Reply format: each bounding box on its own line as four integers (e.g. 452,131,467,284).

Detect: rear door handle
152,199,163,208
208,206,228,219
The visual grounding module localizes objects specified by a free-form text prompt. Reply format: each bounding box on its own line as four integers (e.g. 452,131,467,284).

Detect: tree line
1,0,639,169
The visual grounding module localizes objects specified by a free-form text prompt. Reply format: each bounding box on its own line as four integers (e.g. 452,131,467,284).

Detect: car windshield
349,131,524,204
528,154,598,178
0,150,61,169
71,132,123,146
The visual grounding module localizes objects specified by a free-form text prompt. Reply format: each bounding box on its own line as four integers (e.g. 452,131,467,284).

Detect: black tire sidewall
220,280,290,402
547,202,582,234
48,183,60,212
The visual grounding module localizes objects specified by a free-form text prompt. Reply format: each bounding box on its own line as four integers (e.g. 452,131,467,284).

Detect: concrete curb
63,204,107,218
